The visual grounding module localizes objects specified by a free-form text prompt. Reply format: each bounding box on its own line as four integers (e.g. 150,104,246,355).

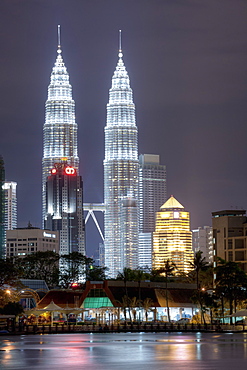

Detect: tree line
1,250,247,323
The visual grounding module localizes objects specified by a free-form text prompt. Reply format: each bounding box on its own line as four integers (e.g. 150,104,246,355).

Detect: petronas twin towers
104,36,139,277
42,28,139,277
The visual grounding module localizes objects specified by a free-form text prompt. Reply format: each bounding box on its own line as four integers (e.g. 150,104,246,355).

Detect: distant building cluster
2,28,246,280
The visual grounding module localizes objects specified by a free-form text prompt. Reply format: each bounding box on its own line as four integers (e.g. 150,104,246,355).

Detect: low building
6,226,59,258
37,281,197,322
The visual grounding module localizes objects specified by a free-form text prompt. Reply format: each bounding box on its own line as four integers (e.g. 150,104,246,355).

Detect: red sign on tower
65,166,76,175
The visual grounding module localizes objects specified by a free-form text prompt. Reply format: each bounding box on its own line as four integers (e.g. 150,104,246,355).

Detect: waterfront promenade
1,321,246,335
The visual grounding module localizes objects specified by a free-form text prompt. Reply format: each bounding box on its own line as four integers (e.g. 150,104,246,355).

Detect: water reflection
1,333,247,369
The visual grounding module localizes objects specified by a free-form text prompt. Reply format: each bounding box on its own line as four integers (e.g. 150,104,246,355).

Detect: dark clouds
0,0,246,255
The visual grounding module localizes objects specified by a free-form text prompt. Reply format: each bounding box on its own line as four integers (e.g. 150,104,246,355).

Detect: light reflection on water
1,332,247,369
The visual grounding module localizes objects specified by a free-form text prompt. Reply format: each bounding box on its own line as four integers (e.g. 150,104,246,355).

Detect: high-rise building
153,195,194,274
44,162,85,256
104,32,139,277
3,181,17,231
212,210,247,272
192,226,213,264
0,155,5,258
42,26,79,226
138,154,166,269
139,154,166,233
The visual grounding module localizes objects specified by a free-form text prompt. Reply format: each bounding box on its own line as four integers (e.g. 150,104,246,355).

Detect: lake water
1,332,247,369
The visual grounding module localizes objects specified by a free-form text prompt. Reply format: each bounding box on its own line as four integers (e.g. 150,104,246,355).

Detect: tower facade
44,162,85,255
138,154,166,268
0,156,5,258
192,226,213,264
42,27,79,225
3,181,17,231
104,34,139,277
139,154,166,233
153,195,194,274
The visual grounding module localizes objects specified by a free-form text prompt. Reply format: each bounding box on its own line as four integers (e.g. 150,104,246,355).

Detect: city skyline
0,1,246,256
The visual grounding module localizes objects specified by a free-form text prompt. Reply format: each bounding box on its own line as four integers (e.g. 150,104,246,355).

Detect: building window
228,251,233,261
228,239,233,249
235,251,245,261
235,239,244,249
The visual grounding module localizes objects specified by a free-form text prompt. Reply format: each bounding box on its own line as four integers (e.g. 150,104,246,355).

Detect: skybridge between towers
83,203,105,242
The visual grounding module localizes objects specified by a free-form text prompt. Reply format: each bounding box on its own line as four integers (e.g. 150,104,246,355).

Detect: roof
37,290,83,308
155,289,197,308
212,210,246,217
160,195,184,210
36,282,197,309
79,281,197,308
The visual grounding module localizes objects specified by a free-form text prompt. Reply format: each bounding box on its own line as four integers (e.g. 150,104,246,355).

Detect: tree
85,265,108,281
215,258,247,323
189,251,211,324
142,298,154,322
189,251,209,289
116,295,130,321
60,252,92,287
131,268,150,301
0,289,21,308
116,268,135,298
0,258,23,308
0,301,24,316
17,251,60,288
0,258,22,288
149,268,167,282
128,296,142,322
158,260,176,322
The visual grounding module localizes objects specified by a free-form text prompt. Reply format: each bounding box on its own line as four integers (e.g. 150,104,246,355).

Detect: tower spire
118,30,123,58
119,30,122,51
57,25,61,53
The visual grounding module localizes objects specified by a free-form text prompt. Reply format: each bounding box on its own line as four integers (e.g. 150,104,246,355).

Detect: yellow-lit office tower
153,195,194,274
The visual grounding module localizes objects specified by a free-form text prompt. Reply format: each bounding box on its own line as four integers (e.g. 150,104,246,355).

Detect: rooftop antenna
57,25,61,53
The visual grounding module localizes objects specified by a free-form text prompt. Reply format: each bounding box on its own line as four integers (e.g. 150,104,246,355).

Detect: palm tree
190,251,208,290
116,295,130,321
158,259,176,322
215,258,247,323
116,267,134,299
189,251,209,323
129,297,142,321
142,298,154,322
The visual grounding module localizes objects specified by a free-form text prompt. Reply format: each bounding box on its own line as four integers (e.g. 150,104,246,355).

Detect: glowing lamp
71,282,80,290
51,168,57,174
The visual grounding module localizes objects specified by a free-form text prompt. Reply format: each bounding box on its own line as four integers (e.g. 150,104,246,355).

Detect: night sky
0,0,247,257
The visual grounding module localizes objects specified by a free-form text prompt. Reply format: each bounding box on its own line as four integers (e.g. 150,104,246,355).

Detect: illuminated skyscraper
138,154,166,268
153,195,194,274
0,155,5,258
42,26,79,225
44,162,85,256
139,154,166,233
104,32,139,277
3,181,17,231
